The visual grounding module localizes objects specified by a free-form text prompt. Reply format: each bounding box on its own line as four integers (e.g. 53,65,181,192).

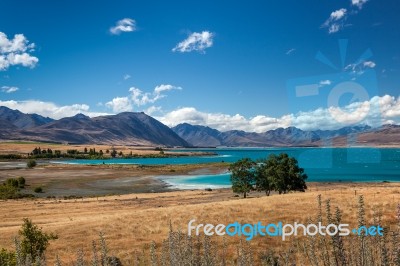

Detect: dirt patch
0,162,228,197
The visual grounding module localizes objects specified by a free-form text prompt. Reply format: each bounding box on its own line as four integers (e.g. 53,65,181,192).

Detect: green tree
229,158,255,198
254,162,274,196
19,218,58,260
257,153,307,195
27,159,37,168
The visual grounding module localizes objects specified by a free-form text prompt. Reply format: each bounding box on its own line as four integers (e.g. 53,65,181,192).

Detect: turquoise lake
53,148,400,188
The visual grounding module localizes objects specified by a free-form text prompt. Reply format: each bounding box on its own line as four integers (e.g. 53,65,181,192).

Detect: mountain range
0,106,399,147
0,106,188,147
171,123,383,147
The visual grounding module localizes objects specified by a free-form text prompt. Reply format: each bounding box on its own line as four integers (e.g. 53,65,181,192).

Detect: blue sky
0,0,399,132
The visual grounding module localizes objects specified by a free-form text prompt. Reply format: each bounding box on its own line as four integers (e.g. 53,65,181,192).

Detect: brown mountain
171,123,396,147
329,124,400,146
0,107,189,147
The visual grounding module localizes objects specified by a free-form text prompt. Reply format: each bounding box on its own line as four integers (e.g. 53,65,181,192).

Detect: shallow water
54,147,400,187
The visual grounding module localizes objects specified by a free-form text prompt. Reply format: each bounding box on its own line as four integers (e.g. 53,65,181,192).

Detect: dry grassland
1,182,399,263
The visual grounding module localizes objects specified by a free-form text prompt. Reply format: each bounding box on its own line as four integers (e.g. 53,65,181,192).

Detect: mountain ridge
0,106,398,147
0,107,189,147
171,123,398,147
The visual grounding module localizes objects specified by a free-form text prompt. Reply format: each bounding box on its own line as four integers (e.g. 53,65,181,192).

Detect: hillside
0,107,189,147
172,123,399,147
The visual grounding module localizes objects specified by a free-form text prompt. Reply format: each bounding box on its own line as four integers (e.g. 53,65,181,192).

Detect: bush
5,178,19,188
19,218,58,260
27,159,37,168
34,187,43,193
17,177,26,188
0,248,15,266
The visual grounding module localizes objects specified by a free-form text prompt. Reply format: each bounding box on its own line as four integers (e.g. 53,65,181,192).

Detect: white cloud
286,48,296,55
157,95,400,132
172,31,214,53
0,100,109,119
105,97,132,113
145,106,162,115
105,84,182,112
351,0,368,9
129,84,181,106
322,8,347,34
0,32,38,70
123,74,131,80
319,80,332,86
1,86,19,93
330,9,347,20
110,18,136,35
345,60,376,75
363,61,376,68
154,84,182,94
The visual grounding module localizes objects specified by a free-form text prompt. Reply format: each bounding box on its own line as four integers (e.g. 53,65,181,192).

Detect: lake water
53,148,400,188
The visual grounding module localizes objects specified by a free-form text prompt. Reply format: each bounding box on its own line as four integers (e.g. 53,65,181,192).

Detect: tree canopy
229,158,255,198
229,153,307,198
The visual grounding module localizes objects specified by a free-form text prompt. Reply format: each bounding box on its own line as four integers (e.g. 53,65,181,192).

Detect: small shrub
0,248,15,266
27,159,37,168
17,177,26,188
34,187,43,193
19,218,58,260
5,178,19,188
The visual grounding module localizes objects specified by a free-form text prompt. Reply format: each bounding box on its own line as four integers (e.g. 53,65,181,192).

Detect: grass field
0,142,168,156
1,182,399,264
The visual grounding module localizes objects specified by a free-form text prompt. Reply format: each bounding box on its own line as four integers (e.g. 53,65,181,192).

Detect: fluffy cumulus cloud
1,86,19,93
110,18,136,35
352,0,368,9
105,84,182,112
322,8,348,34
0,100,109,119
322,0,369,34
0,32,38,70
172,31,214,53
158,95,400,133
105,97,132,113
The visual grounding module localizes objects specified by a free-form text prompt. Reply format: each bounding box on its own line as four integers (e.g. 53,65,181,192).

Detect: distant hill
1,106,398,147
0,107,189,146
0,106,54,129
172,123,397,147
329,124,400,147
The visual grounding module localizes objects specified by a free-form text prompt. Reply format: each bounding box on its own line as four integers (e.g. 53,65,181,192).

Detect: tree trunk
244,192,247,198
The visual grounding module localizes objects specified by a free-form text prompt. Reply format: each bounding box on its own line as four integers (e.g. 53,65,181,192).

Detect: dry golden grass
0,142,162,156
1,182,399,264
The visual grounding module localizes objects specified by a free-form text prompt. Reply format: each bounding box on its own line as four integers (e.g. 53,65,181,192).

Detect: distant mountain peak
0,106,54,129
0,108,189,146
72,113,90,120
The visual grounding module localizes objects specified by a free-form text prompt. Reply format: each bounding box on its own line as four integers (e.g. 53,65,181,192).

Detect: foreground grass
1,182,399,264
